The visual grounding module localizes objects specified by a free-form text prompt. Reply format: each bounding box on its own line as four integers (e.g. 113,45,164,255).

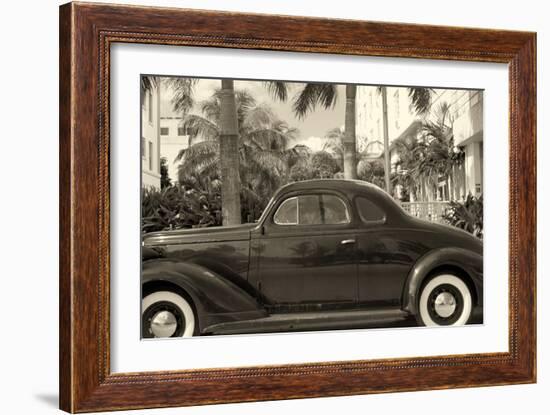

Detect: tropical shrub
141,185,221,233
160,157,172,189
357,158,385,189
443,194,483,238
289,151,340,181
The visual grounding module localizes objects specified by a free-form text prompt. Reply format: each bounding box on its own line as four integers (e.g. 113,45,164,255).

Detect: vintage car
142,179,483,338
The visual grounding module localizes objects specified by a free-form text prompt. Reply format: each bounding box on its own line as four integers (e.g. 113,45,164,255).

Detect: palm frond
408,87,434,115
242,104,276,130
180,114,219,147
263,81,289,102
177,141,220,183
245,128,291,151
199,96,221,122
292,83,338,119
140,76,157,93
165,77,198,114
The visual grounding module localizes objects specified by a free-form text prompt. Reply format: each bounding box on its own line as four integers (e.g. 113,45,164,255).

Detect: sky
163,77,346,151
159,76,481,153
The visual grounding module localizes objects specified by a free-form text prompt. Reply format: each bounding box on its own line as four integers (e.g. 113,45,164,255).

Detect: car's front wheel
418,274,472,326
142,291,196,338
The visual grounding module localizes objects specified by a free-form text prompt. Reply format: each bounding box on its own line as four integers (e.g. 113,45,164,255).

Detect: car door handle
340,239,356,245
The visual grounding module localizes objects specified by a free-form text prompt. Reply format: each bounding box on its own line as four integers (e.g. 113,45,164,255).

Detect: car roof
276,179,387,196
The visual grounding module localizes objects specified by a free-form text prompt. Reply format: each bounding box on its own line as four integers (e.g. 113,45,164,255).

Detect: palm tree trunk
381,86,392,194
218,79,242,225
343,85,357,180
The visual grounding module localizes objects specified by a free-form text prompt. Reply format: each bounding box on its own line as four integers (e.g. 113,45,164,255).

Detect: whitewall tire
418,274,472,326
142,291,196,338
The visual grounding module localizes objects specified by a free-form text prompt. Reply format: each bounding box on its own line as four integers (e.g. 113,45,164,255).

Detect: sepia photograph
51,2,538,411
140,75,484,339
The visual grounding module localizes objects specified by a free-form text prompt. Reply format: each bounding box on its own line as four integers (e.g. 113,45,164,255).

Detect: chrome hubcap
433,292,457,318
150,310,178,337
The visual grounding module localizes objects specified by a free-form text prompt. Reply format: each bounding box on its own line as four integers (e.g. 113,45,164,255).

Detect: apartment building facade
141,82,161,188
355,85,483,204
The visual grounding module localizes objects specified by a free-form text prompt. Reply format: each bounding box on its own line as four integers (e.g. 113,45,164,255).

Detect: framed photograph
59,2,536,412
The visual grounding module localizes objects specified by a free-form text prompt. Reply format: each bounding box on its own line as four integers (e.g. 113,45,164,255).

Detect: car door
354,196,415,308
256,192,358,311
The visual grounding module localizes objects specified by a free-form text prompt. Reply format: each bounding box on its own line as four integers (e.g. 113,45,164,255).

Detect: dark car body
142,179,483,335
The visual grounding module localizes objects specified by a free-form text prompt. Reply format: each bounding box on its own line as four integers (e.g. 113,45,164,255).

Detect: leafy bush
160,157,172,189
141,186,221,233
289,151,340,181
443,194,483,238
357,158,385,189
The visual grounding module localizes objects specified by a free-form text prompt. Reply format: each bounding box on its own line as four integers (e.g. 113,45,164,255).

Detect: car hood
143,223,258,246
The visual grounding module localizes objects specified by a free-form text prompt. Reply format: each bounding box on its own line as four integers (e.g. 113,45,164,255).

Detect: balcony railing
400,201,450,224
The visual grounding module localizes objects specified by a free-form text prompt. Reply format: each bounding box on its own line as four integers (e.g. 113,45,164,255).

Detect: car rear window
356,197,386,223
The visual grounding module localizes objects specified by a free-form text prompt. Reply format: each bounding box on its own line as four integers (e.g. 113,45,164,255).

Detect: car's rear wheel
418,274,472,326
142,291,196,338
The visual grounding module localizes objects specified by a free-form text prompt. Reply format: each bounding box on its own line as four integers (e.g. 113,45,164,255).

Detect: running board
203,308,413,335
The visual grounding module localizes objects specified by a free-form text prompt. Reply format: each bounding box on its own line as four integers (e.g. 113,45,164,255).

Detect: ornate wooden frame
59,2,536,412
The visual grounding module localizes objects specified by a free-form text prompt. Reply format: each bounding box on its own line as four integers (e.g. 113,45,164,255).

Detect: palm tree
343,85,358,179
293,83,358,180
322,127,345,169
391,134,424,201
418,118,464,201
391,100,464,202
293,84,434,184
217,79,241,225
169,78,289,225
176,90,303,222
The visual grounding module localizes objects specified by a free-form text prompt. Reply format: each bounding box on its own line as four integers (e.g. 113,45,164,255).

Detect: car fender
142,258,267,332
402,247,483,315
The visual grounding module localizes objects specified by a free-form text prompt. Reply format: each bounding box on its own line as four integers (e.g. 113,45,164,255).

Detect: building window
160,127,169,136
147,90,153,123
177,127,187,136
148,141,153,171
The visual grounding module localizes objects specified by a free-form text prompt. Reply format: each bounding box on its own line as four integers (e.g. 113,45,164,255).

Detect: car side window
355,196,386,223
274,194,350,226
273,197,298,225
320,195,350,224
298,195,323,225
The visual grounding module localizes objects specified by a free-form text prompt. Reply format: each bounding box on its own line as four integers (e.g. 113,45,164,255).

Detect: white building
159,83,190,184
141,82,161,189
141,81,191,188
355,86,417,159
448,89,483,197
355,85,483,203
